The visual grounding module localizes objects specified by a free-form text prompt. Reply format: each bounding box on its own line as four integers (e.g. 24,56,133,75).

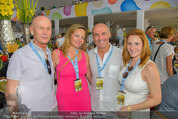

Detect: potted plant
14,0,39,44
0,0,15,56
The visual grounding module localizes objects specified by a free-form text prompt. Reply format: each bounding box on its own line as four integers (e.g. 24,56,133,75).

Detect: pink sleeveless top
55,49,91,111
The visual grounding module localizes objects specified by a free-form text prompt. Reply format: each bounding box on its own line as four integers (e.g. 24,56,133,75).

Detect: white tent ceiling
58,7,178,30
35,0,178,30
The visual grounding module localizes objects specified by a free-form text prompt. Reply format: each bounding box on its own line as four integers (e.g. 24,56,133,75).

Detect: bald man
5,16,57,116
88,23,123,113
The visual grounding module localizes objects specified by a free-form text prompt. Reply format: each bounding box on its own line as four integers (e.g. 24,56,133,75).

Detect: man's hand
6,94,18,114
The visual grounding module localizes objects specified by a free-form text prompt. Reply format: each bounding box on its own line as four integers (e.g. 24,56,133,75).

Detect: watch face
0,78,7,93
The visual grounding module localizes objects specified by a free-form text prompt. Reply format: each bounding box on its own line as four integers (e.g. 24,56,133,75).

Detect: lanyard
29,42,48,72
68,49,79,79
160,39,167,43
96,45,113,77
120,59,140,92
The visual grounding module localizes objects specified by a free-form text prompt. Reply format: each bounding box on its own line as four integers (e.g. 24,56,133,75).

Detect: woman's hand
116,106,131,118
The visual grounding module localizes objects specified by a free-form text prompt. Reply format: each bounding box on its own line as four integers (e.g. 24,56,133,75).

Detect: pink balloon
63,5,72,16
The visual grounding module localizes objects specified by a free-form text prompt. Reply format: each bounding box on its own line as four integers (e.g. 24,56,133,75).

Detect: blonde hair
159,26,176,38
174,46,178,53
122,29,151,68
60,24,88,56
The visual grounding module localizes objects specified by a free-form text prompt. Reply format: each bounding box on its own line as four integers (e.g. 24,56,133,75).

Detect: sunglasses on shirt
45,59,52,75
122,66,133,78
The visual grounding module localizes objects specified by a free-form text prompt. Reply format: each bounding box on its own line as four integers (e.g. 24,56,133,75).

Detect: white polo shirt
7,42,57,111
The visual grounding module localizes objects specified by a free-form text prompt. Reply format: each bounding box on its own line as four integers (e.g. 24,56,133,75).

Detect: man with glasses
5,16,57,117
145,26,157,51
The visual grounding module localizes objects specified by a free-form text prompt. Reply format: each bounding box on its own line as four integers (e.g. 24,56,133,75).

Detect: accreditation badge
96,77,104,90
117,91,126,106
74,79,82,92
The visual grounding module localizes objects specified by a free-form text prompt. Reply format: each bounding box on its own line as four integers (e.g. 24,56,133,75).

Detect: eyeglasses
45,59,52,75
122,66,133,78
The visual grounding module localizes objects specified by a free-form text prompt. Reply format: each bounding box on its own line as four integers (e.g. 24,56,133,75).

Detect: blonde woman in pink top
51,24,92,114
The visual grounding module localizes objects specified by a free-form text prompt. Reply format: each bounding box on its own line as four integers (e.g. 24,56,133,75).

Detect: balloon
91,7,112,15
44,10,51,16
120,0,141,12
108,0,118,5
52,12,62,20
63,5,72,16
150,1,170,9
75,3,88,17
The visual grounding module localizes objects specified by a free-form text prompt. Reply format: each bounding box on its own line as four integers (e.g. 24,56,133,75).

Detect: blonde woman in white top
151,26,176,84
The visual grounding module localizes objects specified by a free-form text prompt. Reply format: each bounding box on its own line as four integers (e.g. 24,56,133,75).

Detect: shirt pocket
109,65,119,79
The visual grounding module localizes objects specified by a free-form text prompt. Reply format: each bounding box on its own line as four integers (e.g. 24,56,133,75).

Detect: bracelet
127,106,132,111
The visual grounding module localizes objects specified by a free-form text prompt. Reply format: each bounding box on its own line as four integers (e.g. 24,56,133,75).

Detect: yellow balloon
150,1,170,9
75,3,88,17
44,10,50,16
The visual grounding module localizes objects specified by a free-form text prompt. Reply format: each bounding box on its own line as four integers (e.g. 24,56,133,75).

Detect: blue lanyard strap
120,59,140,92
96,45,113,77
160,39,167,43
29,42,48,72
68,49,79,79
